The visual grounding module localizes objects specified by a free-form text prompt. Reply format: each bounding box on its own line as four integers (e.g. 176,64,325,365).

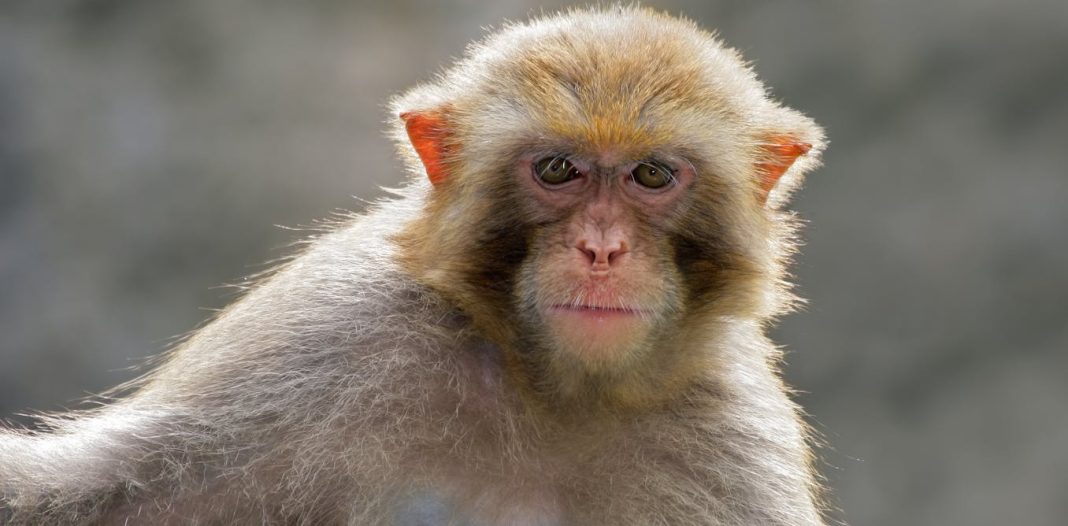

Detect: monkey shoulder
120,194,814,524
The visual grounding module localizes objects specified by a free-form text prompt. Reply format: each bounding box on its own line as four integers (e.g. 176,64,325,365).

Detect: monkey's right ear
400,110,452,186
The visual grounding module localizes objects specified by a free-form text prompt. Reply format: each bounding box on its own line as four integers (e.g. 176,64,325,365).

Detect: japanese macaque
0,6,826,525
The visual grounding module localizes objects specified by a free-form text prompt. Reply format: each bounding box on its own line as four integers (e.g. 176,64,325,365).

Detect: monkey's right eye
534,156,581,185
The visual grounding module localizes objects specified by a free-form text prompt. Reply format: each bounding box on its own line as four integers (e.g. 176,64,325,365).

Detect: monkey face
512,153,695,373
393,9,821,407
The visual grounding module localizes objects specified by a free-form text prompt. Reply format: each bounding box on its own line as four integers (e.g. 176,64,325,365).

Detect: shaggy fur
1,6,826,525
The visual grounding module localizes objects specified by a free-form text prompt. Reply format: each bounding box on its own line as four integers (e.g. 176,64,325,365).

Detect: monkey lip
546,304,651,356
550,304,641,314
547,304,648,319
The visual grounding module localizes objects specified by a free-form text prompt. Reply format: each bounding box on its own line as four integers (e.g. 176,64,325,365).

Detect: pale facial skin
515,151,696,370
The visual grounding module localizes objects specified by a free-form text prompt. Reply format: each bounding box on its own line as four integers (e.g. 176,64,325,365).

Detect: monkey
0,6,827,525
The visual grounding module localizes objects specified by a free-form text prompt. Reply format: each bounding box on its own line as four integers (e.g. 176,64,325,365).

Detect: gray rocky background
1,1,1066,524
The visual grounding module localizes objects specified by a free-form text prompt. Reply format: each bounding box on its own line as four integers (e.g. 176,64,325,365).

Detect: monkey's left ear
400,110,452,186
756,135,813,205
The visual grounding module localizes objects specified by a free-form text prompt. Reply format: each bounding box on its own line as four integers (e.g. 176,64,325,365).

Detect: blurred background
1,1,1066,524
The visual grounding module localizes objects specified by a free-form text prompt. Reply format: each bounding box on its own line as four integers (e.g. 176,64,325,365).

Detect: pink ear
757,136,811,203
400,110,451,186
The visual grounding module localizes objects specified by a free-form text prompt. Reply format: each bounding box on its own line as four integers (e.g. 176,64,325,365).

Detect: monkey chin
544,305,652,368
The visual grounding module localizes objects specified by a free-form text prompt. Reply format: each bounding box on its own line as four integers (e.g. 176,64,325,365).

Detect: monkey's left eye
534,156,581,185
631,162,676,190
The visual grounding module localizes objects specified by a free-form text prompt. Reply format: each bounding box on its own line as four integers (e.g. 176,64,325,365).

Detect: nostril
605,240,628,265
575,240,595,264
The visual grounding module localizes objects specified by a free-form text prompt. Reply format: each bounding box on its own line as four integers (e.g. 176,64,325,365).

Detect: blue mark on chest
392,490,472,526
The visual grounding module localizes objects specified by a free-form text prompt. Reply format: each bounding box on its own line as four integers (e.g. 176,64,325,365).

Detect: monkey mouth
544,304,652,360
549,304,644,316
547,304,651,327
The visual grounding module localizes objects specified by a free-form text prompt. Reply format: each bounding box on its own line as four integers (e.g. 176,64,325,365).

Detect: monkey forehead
452,7,769,153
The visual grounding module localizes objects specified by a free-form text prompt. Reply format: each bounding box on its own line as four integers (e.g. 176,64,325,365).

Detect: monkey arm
1,403,205,522
0,206,448,523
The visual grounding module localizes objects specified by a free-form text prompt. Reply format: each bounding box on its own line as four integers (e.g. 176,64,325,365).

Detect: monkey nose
577,239,628,272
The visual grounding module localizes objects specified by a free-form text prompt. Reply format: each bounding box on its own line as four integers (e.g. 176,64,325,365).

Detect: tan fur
1,6,826,525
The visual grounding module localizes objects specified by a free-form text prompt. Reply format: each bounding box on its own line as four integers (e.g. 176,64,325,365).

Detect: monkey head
392,8,823,410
